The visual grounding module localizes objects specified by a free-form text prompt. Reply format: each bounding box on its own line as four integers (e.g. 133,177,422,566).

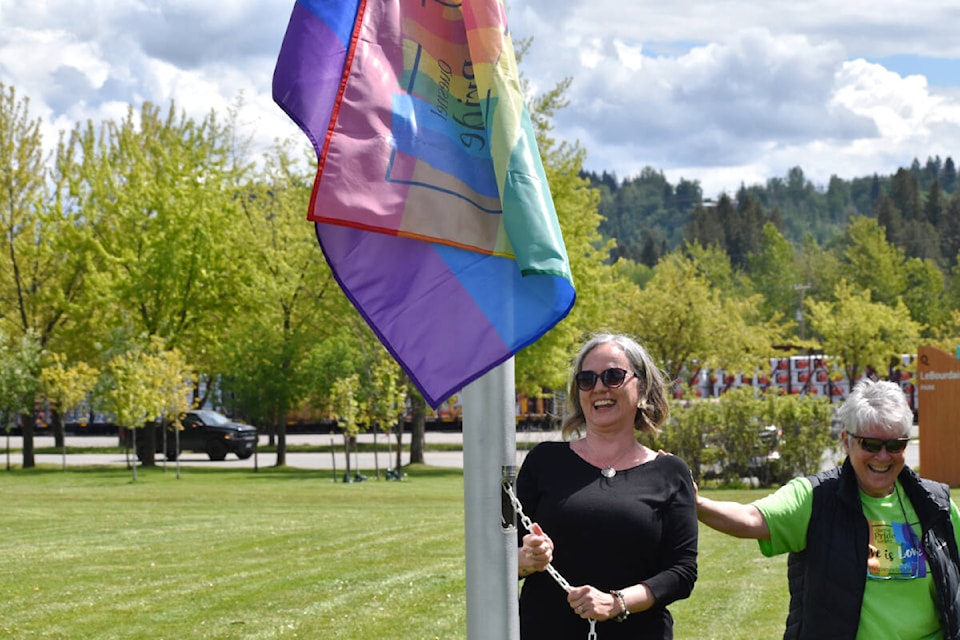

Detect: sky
2,0,960,199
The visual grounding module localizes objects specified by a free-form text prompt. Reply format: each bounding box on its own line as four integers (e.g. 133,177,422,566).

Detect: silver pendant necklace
584,439,637,478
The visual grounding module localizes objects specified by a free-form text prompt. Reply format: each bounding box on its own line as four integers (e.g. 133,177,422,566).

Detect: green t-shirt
753,477,960,640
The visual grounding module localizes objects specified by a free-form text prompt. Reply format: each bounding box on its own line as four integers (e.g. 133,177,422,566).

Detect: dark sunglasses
575,368,635,391
847,432,909,454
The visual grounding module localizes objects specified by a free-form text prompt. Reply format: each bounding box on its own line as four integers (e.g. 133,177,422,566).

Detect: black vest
782,460,960,640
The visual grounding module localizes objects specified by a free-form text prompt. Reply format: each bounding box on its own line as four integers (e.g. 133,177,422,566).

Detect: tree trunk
140,422,158,467
20,412,35,468
53,408,64,449
409,394,426,464
275,418,287,467
394,419,404,471
342,432,353,480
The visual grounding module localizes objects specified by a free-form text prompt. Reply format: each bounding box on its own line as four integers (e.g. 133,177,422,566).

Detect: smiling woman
695,378,960,639
515,332,698,640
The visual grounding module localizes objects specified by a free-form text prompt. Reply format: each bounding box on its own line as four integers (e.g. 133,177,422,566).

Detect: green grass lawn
6,465,948,639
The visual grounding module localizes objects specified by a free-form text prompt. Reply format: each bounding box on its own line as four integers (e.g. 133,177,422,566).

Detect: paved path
1,429,562,472
3,429,920,474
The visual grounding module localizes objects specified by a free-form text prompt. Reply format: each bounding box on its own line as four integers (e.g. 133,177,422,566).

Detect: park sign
917,346,960,487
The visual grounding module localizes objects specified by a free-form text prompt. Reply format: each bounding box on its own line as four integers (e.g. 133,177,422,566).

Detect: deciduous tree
806,280,920,384
0,330,42,469
39,353,98,451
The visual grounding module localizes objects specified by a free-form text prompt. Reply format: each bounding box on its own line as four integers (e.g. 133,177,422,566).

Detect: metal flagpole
462,358,519,640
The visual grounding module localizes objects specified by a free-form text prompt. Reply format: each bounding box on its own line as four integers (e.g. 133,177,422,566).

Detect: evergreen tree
874,193,904,247
940,191,960,268
640,230,663,267
925,179,944,227
869,174,882,206
891,168,921,222
826,175,852,224
674,179,702,213
922,155,941,191
941,157,957,193
726,191,763,270
685,202,726,249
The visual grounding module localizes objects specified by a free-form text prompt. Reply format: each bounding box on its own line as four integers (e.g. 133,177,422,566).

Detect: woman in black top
516,333,698,639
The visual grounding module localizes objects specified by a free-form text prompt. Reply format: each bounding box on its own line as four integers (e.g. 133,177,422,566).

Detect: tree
330,374,363,482
97,338,192,478
659,396,718,481
101,348,156,480
727,190,763,269
685,201,726,249
0,84,96,464
39,353,99,456
826,175,853,224
763,392,835,480
152,344,195,476
941,157,957,193
359,348,407,478
874,194,904,247
796,234,844,316
0,330,42,469
890,168,921,222
0,84,46,339
219,144,346,466
924,179,945,228
806,280,921,384
842,216,907,307
66,101,248,407
900,257,947,335
748,223,802,326
938,191,960,268
628,250,787,383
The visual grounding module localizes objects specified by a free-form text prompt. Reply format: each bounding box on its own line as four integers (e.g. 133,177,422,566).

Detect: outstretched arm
696,493,771,540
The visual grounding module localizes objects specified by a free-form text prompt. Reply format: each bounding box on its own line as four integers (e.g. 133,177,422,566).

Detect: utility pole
793,283,811,339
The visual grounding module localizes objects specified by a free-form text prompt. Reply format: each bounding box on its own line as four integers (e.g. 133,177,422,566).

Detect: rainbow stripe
274,0,575,407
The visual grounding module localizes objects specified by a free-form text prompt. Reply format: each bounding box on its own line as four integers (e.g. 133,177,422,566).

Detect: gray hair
560,333,670,440
838,378,912,438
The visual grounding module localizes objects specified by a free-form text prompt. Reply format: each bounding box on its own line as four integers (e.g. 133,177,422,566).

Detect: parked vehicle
702,424,783,485
132,410,258,462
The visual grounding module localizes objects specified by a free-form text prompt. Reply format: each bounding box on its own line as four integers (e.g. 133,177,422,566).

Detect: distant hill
582,155,959,269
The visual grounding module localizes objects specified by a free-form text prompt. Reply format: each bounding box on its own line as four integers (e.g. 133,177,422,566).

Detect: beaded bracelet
611,590,629,622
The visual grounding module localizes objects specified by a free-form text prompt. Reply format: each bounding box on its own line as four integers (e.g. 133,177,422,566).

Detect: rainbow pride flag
273,0,575,408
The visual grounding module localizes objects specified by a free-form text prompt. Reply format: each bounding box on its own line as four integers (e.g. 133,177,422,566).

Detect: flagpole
462,358,519,640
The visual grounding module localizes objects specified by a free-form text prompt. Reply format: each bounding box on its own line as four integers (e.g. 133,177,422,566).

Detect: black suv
136,410,258,462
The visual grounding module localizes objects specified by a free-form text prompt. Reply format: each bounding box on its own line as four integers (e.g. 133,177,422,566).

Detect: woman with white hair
697,378,960,639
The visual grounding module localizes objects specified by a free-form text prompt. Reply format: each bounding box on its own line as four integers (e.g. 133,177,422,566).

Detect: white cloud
2,0,960,199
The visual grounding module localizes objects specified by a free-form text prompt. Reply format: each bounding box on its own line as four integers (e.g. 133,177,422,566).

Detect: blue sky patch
871,54,959,87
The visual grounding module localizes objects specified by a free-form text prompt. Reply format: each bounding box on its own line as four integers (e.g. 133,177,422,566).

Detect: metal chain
504,482,599,640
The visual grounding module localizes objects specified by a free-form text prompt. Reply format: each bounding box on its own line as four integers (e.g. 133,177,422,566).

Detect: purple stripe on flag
316,224,509,406
272,1,359,155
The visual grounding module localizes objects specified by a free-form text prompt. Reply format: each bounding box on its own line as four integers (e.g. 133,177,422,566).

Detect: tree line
3,79,956,472
586,158,960,273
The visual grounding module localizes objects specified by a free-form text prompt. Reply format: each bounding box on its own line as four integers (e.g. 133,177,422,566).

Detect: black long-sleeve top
516,441,698,639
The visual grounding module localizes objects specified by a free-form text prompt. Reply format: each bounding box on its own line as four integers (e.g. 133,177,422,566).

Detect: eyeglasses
575,368,635,391
847,432,909,454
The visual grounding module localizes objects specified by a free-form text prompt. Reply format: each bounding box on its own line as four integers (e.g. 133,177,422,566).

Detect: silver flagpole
462,358,519,640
